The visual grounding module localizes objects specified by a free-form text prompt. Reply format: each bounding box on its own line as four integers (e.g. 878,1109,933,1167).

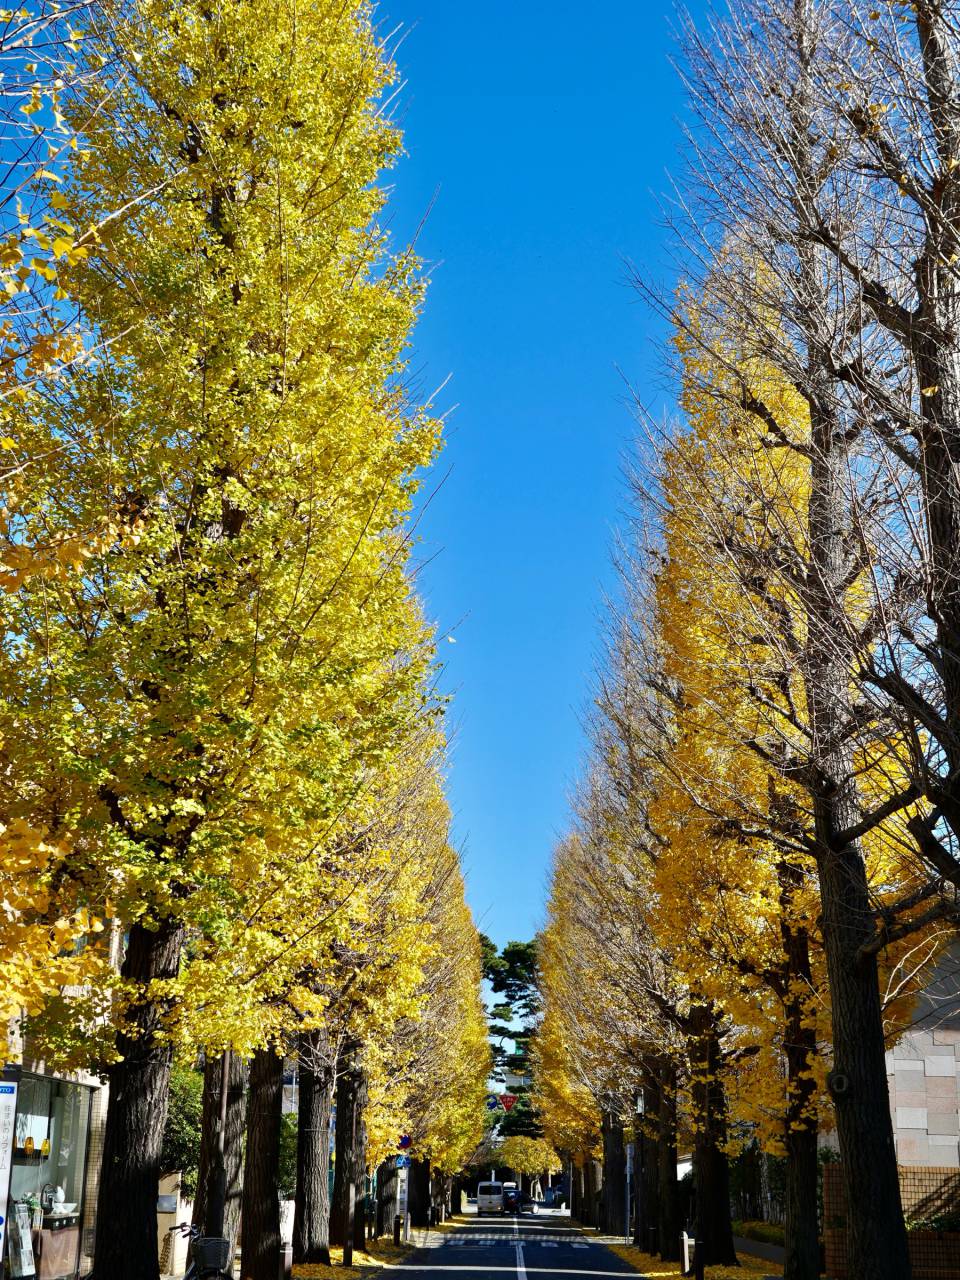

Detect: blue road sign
396,1155,411,1169
485,1093,500,1111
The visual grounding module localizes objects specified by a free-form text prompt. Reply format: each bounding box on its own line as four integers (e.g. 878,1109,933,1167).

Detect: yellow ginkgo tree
0,3,444,1278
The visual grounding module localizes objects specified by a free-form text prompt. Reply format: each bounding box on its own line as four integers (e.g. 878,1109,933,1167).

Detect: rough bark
91,918,185,1280
600,1109,627,1236
688,1005,737,1267
780,893,819,1280
293,1028,335,1265
241,1048,284,1280
910,5,960,836
377,1160,399,1237
571,1161,585,1222
793,7,911,1274
329,1043,368,1246
583,1159,600,1228
193,1052,248,1259
407,1158,431,1229
802,285,909,1280
657,1060,680,1262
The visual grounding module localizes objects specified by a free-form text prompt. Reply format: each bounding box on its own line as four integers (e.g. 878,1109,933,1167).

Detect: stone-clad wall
887,1026,960,1168
887,943,960,1167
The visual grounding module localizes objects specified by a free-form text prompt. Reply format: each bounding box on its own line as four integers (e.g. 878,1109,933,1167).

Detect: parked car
520,1191,539,1215
477,1181,504,1217
502,1186,521,1213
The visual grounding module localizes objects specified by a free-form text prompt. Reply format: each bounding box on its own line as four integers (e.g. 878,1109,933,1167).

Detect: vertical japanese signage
0,1079,19,1259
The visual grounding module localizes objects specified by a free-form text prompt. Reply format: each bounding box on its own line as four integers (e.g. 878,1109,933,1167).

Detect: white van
476,1181,504,1217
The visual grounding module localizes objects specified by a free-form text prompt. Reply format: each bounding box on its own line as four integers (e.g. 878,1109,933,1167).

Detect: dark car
502,1186,521,1213
520,1191,539,1215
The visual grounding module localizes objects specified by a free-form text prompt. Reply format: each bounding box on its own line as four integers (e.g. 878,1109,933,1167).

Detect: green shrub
732,1219,786,1246
160,1065,204,1198
279,1112,298,1199
905,1210,960,1233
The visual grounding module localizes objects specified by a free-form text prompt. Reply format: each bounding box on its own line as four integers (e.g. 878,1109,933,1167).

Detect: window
4,1077,92,1280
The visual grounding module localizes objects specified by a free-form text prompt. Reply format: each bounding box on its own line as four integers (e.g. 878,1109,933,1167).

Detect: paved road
386,1212,641,1280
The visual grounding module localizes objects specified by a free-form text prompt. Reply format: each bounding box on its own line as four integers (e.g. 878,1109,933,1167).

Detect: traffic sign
398,1134,412,1150
397,1155,411,1169
485,1094,500,1112
500,1093,518,1112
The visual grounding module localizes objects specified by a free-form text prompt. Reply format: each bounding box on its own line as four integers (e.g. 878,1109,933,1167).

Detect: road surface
386,1211,640,1280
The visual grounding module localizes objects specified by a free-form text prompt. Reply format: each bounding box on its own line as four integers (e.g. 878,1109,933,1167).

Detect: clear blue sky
383,1,704,948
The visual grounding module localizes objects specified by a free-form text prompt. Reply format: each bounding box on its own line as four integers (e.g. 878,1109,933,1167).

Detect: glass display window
3,1077,92,1280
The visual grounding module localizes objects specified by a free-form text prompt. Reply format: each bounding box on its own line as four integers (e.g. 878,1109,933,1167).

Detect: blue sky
383,2,704,948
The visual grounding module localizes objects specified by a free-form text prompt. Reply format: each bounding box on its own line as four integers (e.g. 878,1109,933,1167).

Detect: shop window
4,1077,92,1280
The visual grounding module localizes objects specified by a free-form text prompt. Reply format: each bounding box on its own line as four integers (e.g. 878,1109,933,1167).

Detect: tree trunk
803,362,910,1279
657,1062,680,1262
600,1109,626,1235
779,896,820,1280
241,1048,284,1280
571,1161,584,1222
636,1073,660,1252
330,1043,367,1246
377,1160,399,1237
408,1159,431,1228
688,1005,737,1266
784,9,912,1271
193,1052,248,1260
583,1157,601,1228
736,1141,763,1223
293,1028,335,1265
91,918,185,1280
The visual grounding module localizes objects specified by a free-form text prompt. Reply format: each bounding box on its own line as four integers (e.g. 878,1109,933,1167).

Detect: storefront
2,1073,95,1280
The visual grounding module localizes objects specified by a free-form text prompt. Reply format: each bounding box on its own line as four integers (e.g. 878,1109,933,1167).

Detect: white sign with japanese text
0,1081,19,1260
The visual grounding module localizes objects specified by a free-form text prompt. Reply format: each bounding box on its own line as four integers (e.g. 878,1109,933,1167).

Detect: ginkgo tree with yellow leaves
534,294,949,1276
0,2,467,1279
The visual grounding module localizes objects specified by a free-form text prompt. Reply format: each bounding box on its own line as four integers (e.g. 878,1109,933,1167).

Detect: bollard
693,1239,705,1280
344,1183,355,1268
680,1231,691,1273
393,1215,402,1247
404,1212,411,1243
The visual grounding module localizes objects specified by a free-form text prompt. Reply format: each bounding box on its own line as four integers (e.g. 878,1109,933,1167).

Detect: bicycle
168,1222,232,1279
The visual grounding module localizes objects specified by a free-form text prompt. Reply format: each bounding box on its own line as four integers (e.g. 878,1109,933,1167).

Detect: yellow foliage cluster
534,299,945,1175
0,0,488,1188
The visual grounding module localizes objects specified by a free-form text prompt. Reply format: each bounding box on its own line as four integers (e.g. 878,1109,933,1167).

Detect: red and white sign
500,1093,518,1112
